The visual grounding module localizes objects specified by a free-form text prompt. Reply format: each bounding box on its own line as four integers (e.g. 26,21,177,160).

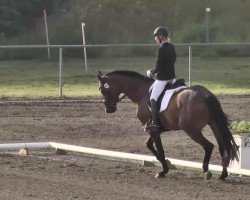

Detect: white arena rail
0,142,249,177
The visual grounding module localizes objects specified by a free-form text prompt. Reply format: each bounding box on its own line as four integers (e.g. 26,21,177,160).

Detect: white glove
146,70,152,78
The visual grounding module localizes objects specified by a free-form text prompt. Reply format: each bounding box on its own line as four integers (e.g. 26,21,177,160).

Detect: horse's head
97,71,121,113
98,70,153,113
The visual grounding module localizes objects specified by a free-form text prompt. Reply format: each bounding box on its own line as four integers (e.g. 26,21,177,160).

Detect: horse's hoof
204,171,212,180
166,159,177,170
219,172,228,181
219,176,226,181
155,171,165,178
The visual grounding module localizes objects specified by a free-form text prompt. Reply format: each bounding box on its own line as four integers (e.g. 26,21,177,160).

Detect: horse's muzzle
103,100,117,113
105,107,117,113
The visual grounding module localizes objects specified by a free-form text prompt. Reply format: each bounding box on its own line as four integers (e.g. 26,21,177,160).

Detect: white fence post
81,22,88,73
59,48,63,98
43,10,50,59
188,45,192,87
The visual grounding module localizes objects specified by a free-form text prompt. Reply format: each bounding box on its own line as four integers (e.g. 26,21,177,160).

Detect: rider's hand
146,70,153,78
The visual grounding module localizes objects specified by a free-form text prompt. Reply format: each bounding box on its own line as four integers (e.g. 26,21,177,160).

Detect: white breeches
150,79,175,101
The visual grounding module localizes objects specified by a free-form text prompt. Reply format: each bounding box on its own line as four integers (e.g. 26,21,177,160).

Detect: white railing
0,43,249,97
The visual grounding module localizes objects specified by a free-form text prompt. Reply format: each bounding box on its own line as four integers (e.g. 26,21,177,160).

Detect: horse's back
160,86,210,131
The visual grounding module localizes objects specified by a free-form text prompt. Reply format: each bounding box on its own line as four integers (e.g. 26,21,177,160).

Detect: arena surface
0,95,249,200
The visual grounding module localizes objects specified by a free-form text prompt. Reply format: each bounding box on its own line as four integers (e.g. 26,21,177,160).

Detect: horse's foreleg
146,136,160,159
151,134,169,178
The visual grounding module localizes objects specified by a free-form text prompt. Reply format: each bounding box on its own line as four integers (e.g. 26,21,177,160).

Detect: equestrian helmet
152,27,169,37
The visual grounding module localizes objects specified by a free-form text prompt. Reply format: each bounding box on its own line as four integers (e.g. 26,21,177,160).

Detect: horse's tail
205,94,239,163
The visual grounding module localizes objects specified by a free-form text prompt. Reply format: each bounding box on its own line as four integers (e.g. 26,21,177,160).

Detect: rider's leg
144,80,167,133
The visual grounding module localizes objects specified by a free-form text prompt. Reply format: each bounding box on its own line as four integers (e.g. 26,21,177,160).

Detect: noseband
103,93,126,107
99,84,127,108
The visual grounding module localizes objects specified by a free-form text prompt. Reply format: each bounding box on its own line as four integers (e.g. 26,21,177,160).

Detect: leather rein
117,94,127,102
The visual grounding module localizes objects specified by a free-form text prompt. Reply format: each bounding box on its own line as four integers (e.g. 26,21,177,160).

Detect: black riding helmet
152,27,169,37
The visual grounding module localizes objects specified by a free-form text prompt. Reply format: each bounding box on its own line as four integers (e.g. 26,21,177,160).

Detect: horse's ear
97,71,103,81
97,71,102,80
98,70,103,76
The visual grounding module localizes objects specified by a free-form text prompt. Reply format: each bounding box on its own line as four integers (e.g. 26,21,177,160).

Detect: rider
144,26,176,133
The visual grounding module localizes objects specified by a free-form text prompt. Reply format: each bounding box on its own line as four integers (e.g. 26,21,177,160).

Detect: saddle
147,78,186,132
149,78,186,109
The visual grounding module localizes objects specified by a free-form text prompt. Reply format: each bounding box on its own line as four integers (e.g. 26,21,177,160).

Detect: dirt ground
0,95,249,200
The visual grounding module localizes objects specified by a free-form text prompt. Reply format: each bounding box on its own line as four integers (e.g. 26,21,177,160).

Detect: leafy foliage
0,0,67,38
231,121,250,134
1,0,250,59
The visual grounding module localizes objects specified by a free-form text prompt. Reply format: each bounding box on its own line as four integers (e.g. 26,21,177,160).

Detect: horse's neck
123,80,151,103
121,79,152,125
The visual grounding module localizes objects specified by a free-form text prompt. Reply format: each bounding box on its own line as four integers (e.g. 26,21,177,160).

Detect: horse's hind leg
185,130,214,177
217,143,229,180
147,134,169,178
210,123,229,180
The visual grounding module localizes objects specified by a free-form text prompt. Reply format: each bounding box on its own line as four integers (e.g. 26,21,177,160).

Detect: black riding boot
144,99,161,133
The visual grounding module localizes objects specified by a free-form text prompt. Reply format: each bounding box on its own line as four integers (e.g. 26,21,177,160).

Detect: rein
117,94,127,102
103,93,126,110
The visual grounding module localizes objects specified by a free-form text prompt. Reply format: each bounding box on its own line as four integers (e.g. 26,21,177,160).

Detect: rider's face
154,35,162,44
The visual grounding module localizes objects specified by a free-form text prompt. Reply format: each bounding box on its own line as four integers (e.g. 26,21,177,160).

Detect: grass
190,56,250,94
0,56,249,99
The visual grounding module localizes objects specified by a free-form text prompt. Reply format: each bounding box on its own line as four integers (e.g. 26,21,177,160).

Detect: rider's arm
150,46,165,75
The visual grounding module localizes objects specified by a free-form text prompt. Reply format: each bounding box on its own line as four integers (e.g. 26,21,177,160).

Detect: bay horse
97,70,239,180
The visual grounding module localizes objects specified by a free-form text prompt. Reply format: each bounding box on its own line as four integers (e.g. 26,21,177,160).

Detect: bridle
104,93,127,108
117,94,127,102
99,84,127,109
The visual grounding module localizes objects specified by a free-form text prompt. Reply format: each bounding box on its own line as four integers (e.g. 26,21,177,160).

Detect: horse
97,70,239,180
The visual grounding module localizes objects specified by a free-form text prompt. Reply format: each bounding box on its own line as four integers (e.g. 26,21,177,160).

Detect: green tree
0,0,67,38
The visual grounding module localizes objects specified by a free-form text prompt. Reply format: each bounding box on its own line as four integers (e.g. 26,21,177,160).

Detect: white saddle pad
159,86,187,113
